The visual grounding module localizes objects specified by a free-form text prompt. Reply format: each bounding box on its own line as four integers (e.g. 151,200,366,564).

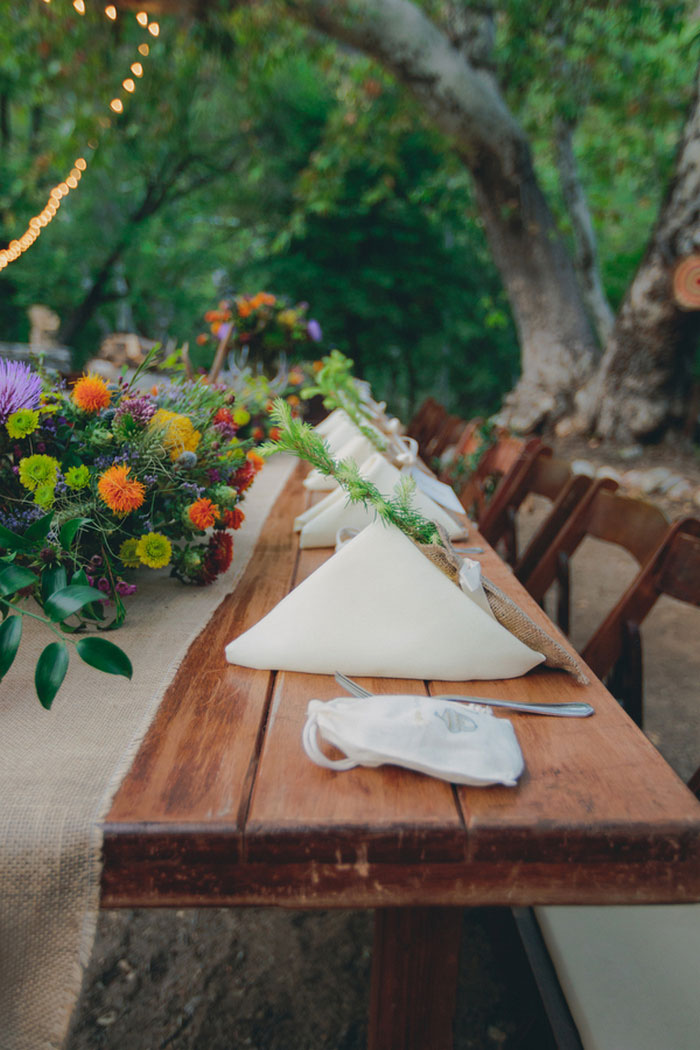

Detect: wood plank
103,465,307,852
244,544,466,863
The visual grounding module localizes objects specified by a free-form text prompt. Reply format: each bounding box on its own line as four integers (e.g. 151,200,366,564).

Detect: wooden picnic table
101,462,700,1050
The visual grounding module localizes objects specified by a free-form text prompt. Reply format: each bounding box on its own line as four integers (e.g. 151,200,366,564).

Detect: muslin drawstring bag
302,694,524,786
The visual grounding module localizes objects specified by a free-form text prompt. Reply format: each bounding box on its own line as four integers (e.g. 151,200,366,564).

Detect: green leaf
25,512,53,544
41,565,68,602
59,517,91,550
0,614,22,679
68,567,105,621
0,523,31,552
35,641,69,710
0,564,37,597
76,636,132,679
44,584,105,622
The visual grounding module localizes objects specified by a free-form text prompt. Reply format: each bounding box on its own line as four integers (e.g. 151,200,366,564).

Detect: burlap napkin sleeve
416,527,589,684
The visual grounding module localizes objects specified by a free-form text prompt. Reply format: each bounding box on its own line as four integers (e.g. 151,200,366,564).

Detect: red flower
223,506,245,530
196,531,233,584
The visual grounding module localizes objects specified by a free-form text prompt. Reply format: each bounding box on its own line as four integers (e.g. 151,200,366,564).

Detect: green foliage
261,398,442,545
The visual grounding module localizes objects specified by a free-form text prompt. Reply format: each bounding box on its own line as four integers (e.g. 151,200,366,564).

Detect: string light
2,2,160,270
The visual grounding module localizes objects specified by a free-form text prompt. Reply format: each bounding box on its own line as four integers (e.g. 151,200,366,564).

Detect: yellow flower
34,483,55,509
136,532,172,569
72,373,111,413
119,537,141,569
150,408,201,462
18,454,59,492
6,408,40,439
64,464,90,490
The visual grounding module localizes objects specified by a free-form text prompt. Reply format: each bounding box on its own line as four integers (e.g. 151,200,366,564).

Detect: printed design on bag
435,708,477,733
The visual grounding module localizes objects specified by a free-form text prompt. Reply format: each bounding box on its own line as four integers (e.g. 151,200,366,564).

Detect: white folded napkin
225,520,544,679
295,452,467,546
302,694,524,786
316,415,361,458
314,408,347,439
303,432,381,491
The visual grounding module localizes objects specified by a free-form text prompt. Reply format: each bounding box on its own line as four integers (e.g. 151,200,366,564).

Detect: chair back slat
656,528,700,606
586,490,669,565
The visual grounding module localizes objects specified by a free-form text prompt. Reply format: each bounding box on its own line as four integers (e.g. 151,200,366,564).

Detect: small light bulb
30,218,41,230
109,98,123,113
75,158,87,170
105,5,117,19
148,21,160,36
73,0,85,14
123,78,135,93
138,43,150,56
70,168,81,181
67,175,78,189
130,62,143,77
136,11,148,26
87,139,99,150
59,181,69,194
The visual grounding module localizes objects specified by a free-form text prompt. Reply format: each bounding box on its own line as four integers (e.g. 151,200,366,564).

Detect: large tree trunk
120,0,598,430
576,63,700,443
554,118,615,347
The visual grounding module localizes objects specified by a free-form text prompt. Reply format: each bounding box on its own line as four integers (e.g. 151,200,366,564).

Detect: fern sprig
261,399,441,545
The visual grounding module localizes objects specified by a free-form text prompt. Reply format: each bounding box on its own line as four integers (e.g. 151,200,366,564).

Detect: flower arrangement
195,293,323,375
0,356,263,707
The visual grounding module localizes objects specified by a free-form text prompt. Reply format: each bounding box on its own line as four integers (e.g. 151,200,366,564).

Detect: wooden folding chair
406,397,448,456
470,448,595,580
422,413,468,464
520,485,670,639
457,432,545,564
582,516,700,726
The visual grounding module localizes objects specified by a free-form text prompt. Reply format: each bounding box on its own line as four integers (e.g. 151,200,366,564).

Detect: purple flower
97,577,111,593
207,469,221,484
116,580,137,597
0,359,42,422
307,319,322,342
113,394,157,431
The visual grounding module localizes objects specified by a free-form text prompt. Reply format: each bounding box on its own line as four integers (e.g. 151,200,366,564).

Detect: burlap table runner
0,453,296,1050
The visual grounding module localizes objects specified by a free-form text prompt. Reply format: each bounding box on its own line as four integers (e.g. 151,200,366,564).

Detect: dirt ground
66,435,700,1050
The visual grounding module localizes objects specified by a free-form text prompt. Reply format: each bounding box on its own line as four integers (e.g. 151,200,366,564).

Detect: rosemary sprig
261,399,442,546
300,350,387,451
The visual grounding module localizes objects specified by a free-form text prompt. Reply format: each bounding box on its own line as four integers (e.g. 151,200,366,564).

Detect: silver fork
334,672,594,718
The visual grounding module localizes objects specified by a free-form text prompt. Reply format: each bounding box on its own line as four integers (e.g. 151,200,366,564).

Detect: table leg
368,907,462,1050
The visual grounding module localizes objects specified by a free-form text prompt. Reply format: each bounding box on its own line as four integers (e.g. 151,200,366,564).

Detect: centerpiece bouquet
0,356,263,708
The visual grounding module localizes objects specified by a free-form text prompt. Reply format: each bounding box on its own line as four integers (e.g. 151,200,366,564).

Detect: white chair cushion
535,904,700,1050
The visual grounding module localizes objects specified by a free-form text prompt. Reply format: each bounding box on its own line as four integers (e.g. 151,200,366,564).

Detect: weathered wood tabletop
101,461,700,1049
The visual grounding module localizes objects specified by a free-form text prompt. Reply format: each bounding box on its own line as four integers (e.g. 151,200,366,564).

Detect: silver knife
334,672,594,717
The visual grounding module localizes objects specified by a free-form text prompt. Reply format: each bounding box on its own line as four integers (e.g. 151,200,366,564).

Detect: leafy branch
0,516,132,710
300,350,388,451
260,399,442,545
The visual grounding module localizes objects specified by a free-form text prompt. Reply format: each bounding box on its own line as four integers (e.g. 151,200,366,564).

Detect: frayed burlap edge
416,526,589,684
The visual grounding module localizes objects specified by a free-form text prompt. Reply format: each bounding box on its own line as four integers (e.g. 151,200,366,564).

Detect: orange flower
97,464,145,515
252,426,264,441
72,373,111,413
287,394,300,407
312,360,323,373
288,371,303,387
196,333,209,345
223,506,245,530
188,497,219,530
247,450,265,472
237,299,253,319
269,426,281,441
